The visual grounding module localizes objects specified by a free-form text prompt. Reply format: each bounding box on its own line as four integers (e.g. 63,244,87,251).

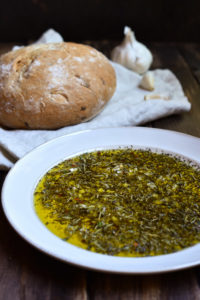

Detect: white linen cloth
0,29,191,170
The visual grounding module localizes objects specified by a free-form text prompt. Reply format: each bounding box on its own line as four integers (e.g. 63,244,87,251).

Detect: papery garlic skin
111,26,153,74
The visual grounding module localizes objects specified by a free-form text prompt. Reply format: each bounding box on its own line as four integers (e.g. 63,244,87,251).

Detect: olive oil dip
34,148,200,257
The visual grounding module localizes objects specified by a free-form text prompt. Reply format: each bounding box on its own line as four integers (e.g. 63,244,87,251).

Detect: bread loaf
0,42,116,129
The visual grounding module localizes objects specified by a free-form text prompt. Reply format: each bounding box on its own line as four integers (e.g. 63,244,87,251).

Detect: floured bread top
0,42,116,129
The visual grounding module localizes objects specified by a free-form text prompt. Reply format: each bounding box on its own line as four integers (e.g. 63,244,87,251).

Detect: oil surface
34,148,200,256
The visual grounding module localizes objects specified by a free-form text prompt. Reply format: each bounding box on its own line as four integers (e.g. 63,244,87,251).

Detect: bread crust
0,42,116,129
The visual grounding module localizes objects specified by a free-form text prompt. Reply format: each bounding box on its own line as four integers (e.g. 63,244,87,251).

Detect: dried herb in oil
34,148,200,257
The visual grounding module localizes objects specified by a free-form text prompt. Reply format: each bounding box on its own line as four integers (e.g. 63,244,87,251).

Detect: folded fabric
0,29,191,170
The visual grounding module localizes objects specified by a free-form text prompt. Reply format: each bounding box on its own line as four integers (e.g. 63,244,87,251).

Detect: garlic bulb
111,26,153,74
139,71,154,91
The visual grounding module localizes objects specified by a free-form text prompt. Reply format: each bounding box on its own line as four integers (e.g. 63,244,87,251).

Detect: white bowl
2,127,200,274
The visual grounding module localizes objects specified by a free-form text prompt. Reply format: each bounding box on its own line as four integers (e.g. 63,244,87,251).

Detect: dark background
0,0,200,43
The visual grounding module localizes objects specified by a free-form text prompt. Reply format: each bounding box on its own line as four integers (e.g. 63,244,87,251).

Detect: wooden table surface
1,42,200,300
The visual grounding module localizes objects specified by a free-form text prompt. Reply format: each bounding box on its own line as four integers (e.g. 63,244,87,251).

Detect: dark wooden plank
178,43,200,85
86,269,200,300
87,272,161,300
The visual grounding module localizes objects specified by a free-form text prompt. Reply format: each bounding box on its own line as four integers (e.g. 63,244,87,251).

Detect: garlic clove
144,94,170,100
139,71,155,91
111,26,153,74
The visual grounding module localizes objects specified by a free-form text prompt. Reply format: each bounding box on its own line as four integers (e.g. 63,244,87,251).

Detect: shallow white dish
2,127,200,274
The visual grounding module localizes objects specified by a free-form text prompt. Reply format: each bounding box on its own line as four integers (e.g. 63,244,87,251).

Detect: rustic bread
0,42,116,129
